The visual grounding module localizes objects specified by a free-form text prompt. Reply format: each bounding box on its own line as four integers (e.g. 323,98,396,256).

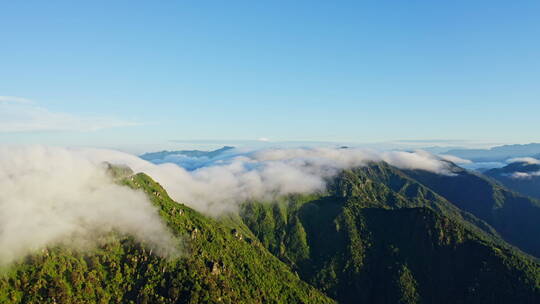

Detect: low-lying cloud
80,146,459,215
504,157,540,179
507,157,540,165
438,154,472,165
508,171,540,179
0,145,461,264
0,146,177,265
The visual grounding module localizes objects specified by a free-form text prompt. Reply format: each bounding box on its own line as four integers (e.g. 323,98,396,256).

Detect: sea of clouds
0,145,465,264
81,146,467,214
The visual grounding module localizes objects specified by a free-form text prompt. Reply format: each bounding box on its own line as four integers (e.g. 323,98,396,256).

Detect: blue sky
1,1,539,151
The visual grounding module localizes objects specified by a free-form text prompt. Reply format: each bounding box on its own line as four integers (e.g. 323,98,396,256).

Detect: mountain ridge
2,162,540,303
484,160,540,200
444,143,540,162
401,164,540,257
140,146,234,162
0,172,333,304
239,163,540,303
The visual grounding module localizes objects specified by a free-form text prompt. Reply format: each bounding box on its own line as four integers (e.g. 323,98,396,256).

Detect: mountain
140,146,234,169
2,163,540,303
484,160,540,200
401,163,540,258
240,163,540,303
444,143,540,162
0,172,333,304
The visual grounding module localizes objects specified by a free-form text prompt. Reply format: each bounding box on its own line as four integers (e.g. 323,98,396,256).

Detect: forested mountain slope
0,173,333,304
240,163,540,303
2,163,540,304
402,164,540,257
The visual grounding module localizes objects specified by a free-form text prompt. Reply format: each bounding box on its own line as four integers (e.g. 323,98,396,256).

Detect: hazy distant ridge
445,143,540,162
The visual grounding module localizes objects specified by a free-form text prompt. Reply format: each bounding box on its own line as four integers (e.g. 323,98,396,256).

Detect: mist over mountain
444,143,540,162
240,163,540,303
1,144,540,303
0,146,178,265
0,145,460,260
4,0,540,302
1,171,334,303
484,157,540,200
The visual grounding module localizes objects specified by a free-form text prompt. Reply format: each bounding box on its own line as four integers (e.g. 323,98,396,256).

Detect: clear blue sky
1,1,539,150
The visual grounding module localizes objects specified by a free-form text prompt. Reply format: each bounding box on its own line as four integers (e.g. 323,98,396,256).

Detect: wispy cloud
0,96,33,104
507,157,540,165
0,96,139,133
509,171,540,179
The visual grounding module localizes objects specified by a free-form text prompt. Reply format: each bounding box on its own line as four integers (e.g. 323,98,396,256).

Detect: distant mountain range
485,158,540,200
140,146,235,170
444,143,540,162
140,146,235,162
3,161,540,303
139,143,540,167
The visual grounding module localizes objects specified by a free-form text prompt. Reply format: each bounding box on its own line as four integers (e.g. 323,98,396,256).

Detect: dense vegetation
403,164,540,257
2,162,540,303
0,173,333,304
240,163,540,303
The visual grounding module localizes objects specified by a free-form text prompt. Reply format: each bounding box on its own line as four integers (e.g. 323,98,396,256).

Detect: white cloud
0,146,177,265
438,154,473,164
507,157,540,165
0,145,463,264
80,147,458,216
0,96,33,104
509,171,540,179
505,157,540,178
0,97,138,132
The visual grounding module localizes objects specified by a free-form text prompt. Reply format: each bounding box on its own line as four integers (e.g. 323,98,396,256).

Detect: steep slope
484,161,540,200
240,164,540,304
402,164,540,257
0,173,333,304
